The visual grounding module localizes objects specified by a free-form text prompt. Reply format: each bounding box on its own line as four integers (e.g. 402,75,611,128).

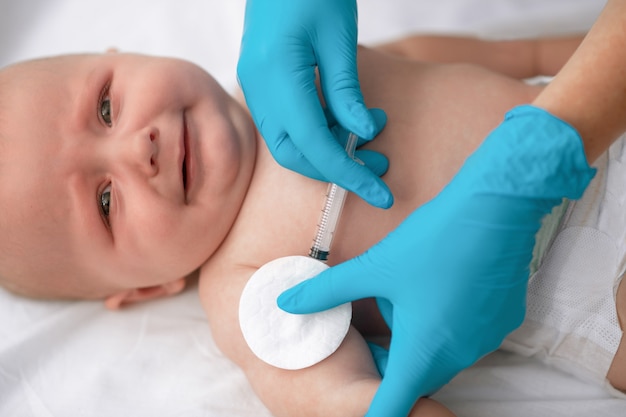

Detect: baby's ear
104,278,186,310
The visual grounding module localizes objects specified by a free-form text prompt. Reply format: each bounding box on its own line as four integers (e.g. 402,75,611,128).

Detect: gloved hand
237,0,393,208
278,105,596,417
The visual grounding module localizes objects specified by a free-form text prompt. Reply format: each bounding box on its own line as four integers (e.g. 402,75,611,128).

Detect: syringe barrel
310,183,348,261
309,132,358,262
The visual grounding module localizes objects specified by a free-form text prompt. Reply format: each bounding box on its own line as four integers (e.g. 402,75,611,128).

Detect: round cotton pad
239,255,352,370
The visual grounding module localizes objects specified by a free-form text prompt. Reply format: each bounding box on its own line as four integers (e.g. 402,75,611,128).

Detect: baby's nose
121,126,159,176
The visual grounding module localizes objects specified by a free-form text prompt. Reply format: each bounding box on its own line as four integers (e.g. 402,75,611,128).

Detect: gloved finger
316,19,380,140
341,109,388,148
366,341,389,377
367,108,388,140
354,150,389,177
277,256,384,314
327,108,387,148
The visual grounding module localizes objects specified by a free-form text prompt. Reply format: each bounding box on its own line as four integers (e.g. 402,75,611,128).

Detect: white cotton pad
238,255,352,370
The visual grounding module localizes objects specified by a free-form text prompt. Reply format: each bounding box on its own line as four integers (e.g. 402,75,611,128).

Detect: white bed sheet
1,1,623,416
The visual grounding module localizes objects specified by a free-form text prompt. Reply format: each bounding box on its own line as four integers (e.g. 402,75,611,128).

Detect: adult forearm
533,0,626,163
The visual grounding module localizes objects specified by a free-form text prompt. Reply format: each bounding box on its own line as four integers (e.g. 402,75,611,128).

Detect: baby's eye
98,84,112,127
100,96,112,127
100,184,112,220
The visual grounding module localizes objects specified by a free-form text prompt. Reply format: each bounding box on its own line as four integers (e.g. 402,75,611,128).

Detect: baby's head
0,52,257,307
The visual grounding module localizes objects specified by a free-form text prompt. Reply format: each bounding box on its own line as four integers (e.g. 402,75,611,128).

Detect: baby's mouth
182,112,193,202
182,152,188,191
180,111,189,198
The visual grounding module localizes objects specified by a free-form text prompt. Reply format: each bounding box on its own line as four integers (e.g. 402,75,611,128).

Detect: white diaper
502,135,626,394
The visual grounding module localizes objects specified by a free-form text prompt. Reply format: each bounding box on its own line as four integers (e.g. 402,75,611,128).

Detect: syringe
309,132,359,261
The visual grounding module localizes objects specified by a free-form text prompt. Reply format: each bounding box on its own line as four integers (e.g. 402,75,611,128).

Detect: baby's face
0,53,256,297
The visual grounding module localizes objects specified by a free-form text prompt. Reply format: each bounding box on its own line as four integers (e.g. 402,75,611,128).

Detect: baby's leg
607,274,626,391
199,267,453,417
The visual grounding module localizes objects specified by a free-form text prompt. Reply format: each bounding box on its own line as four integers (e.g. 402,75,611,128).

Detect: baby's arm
199,264,454,417
376,34,583,79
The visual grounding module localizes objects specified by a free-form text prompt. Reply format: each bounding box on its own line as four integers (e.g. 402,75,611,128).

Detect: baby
0,34,622,416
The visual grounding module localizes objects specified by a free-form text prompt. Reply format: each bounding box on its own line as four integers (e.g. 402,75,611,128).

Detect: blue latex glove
237,0,393,208
278,105,596,417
